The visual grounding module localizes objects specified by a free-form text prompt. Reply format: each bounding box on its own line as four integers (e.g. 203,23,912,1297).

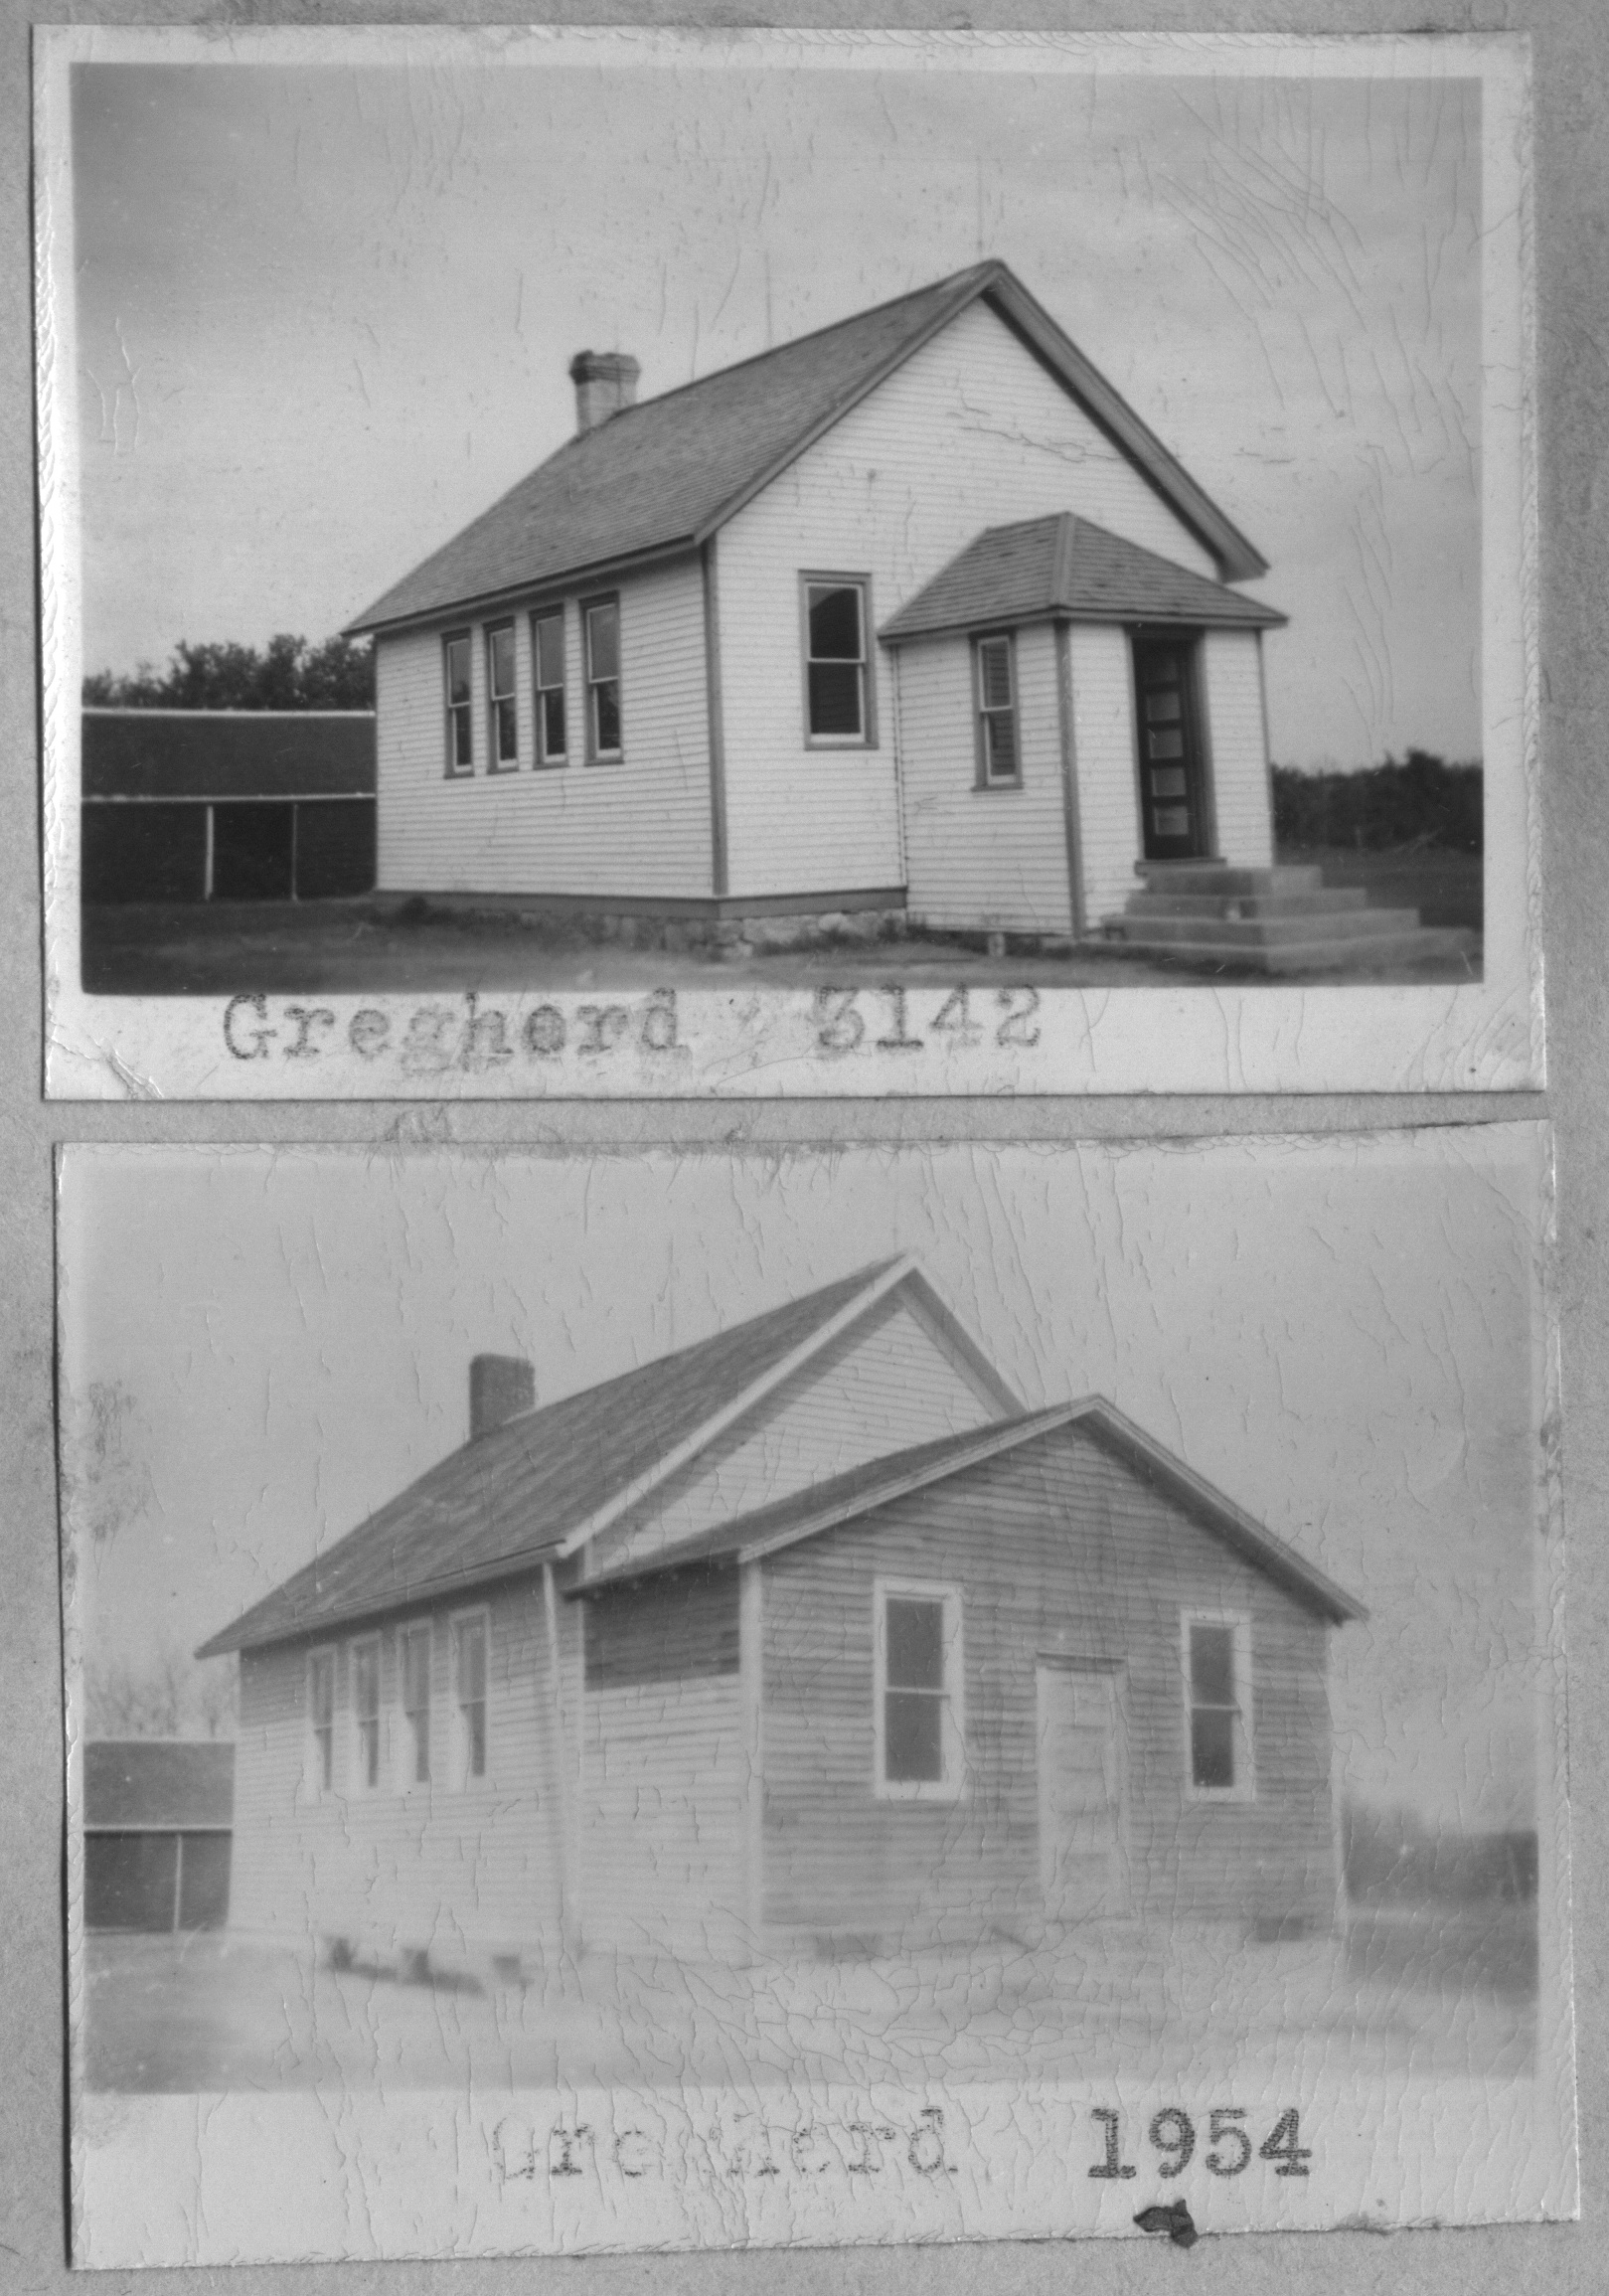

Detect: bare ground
83,1911,1534,2097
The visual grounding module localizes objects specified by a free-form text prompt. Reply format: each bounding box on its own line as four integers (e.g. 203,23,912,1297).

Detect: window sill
585,752,624,767
973,777,1026,794
1184,1785,1257,1806
873,1779,965,1805
805,738,879,753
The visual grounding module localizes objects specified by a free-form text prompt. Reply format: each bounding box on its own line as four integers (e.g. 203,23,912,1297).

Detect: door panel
1133,637,1207,860
1037,1666,1129,1922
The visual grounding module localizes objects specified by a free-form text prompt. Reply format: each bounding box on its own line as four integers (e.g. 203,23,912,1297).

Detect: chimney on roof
469,1354,535,1442
569,349,640,435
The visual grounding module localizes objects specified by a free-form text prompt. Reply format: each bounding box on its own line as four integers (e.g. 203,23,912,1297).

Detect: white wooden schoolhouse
346,260,1458,968
200,1258,1365,1973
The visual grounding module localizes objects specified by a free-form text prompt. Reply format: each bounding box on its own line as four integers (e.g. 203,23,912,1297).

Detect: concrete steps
1096,862,1476,976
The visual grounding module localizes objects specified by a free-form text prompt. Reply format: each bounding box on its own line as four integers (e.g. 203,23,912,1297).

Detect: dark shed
80,711,376,903
83,1740,235,1933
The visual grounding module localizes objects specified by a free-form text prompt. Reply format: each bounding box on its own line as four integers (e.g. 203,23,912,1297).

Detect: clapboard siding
717,298,1219,900
1069,625,1146,926
596,1293,1002,1572
584,1566,739,1687
231,1579,572,1961
1203,630,1275,871
896,626,1074,935
580,1677,747,1957
375,556,713,899
760,1421,1335,1942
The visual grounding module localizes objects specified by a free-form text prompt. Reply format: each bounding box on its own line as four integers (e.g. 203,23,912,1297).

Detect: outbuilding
82,1739,235,1933
200,1259,1364,1971
81,710,377,904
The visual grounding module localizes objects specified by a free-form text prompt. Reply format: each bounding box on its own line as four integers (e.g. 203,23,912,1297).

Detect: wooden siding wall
894,625,1074,935
760,1423,1337,1947
716,299,1219,902
580,1676,747,1958
374,557,713,900
1068,625,1147,927
583,1567,739,1688
596,1294,1001,1574
1202,631,1276,871
230,1578,579,1965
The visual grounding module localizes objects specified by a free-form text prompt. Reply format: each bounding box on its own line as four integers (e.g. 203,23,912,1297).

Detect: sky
67,53,1483,771
60,1134,1549,1831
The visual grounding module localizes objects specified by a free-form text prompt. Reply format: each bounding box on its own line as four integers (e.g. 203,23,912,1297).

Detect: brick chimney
569,349,640,435
469,1353,535,1441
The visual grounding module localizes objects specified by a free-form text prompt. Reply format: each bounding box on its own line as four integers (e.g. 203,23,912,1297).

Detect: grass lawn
80,864,1481,999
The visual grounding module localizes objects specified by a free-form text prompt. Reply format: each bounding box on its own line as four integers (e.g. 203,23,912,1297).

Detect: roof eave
881,602,1287,646
344,533,704,640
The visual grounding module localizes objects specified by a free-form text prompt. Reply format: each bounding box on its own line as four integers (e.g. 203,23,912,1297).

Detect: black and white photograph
60,1129,1574,2263
37,26,1537,1099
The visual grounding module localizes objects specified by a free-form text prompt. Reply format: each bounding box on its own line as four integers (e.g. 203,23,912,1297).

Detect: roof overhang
880,602,1288,648
345,536,703,640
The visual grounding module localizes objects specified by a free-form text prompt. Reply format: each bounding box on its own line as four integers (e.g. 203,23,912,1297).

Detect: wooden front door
1133,635,1208,861
1037,1665,1129,1923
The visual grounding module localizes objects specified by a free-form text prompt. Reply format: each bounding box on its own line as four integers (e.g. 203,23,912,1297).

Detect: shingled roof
880,514,1287,645
83,1740,235,1832
347,261,1268,634
575,1396,1366,1627
196,1257,1015,1657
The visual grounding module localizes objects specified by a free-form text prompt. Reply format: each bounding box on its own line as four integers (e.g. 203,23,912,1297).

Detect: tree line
1272,749,1483,855
83,633,375,712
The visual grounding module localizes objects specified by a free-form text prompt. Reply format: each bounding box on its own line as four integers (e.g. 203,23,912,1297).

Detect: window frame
972,629,1024,790
305,1644,338,1801
442,629,475,779
872,1576,965,1803
485,618,520,773
396,1619,433,1791
799,574,878,750
531,604,568,768
1180,1610,1256,1804
449,1604,492,1789
349,1633,385,1797
581,593,623,763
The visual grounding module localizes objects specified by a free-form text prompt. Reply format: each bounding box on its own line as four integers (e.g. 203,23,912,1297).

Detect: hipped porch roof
879,513,1287,646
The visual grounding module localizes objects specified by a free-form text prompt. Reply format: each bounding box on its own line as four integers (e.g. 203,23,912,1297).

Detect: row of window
443,598,621,778
305,1611,488,1799
437,576,882,780
873,1587,1252,1802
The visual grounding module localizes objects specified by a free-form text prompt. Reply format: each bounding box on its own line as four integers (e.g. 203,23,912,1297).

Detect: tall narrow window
803,578,870,743
443,632,473,777
453,1613,488,1784
533,608,567,765
584,599,621,759
486,621,518,769
308,1650,335,1796
400,1623,431,1785
974,633,1020,785
875,1580,963,1799
1184,1615,1253,1798
352,1638,382,1791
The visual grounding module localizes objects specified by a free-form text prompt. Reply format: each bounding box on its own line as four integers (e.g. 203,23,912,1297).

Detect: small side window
486,621,518,770
399,1622,431,1787
874,1579,963,1800
584,599,622,760
443,632,473,777
452,1612,488,1785
974,633,1021,786
307,1649,336,1798
802,577,873,746
533,608,567,765
1183,1614,1254,1800
351,1637,383,1793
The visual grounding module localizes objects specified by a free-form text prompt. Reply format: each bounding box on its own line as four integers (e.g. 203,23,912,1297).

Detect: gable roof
82,710,376,802
83,1739,235,1832
346,261,1267,636
879,514,1286,645
574,1396,1366,1627
196,1257,1018,1658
